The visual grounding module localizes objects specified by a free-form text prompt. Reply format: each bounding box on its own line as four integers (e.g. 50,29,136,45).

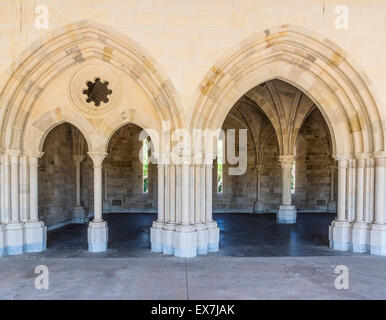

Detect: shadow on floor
33,212,358,258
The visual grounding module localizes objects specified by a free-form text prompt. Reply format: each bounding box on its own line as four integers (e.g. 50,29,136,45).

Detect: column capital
333,154,352,161
6,148,22,159
255,164,263,171
28,153,44,167
73,154,85,165
88,152,108,168
278,155,295,167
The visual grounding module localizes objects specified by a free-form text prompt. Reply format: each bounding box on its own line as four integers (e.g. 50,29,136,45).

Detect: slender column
279,155,295,206
164,165,170,223
28,154,43,222
373,156,385,225
19,155,29,222
73,155,85,207
254,164,264,213
157,164,164,222
87,152,108,253
25,153,46,253
1,153,10,224
205,164,213,222
176,165,181,223
181,164,190,225
257,165,262,202
88,152,107,222
200,164,206,223
9,151,21,223
169,165,176,224
336,158,349,222
194,165,201,223
104,165,108,201
355,157,366,222
189,166,195,223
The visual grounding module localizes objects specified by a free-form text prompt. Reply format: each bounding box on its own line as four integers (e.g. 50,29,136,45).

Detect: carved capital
88,152,107,168
73,154,85,165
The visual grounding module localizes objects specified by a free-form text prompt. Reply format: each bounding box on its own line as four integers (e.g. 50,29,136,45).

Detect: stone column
329,156,352,251
352,155,370,253
174,162,197,258
73,155,86,224
370,154,386,255
151,163,164,252
87,152,108,252
24,153,46,252
277,155,296,224
195,164,208,254
253,164,264,213
6,150,23,255
205,161,219,252
162,164,175,255
327,162,337,213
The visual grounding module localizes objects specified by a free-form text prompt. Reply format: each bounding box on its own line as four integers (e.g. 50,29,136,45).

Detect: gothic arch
190,24,385,157
0,20,184,156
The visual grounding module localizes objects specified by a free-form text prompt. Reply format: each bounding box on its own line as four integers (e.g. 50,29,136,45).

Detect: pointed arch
0,20,184,154
190,24,385,156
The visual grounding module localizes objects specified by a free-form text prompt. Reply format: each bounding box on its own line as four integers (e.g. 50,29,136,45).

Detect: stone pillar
6,150,23,255
73,154,86,224
205,162,219,252
162,164,176,255
195,164,208,254
151,164,164,252
327,162,337,213
352,155,370,252
253,164,264,213
277,155,297,224
329,156,352,251
174,163,197,257
370,154,386,255
87,152,108,252
24,153,46,253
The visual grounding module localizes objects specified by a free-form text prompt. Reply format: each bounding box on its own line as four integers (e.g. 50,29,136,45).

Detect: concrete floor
1,213,385,299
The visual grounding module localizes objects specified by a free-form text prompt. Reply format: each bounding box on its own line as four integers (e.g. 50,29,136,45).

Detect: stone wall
103,124,158,213
294,109,333,212
38,123,76,226
213,106,332,213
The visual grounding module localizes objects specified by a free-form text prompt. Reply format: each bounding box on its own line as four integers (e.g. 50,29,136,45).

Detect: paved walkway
0,255,385,299
0,213,385,299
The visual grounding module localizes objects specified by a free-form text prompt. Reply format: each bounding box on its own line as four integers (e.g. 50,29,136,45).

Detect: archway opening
39,122,90,251
103,123,158,251
212,79,336,256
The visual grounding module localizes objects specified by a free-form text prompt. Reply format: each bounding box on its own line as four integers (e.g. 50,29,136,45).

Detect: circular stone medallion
70,63,120,117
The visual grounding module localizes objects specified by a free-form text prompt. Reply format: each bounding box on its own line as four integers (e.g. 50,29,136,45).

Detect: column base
207,221,220,252
196,223,208,255
162,223,176,255
24,221,47,253
277,205,297,224
5,222,24,255
73,206,87,224
150,221,164,253
173,225,197,258
254,201,264,214
352,222,370,253
329,220,352,251
370,224,386,256
150,221,220,257
327,201,337,213
88,221,108,252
